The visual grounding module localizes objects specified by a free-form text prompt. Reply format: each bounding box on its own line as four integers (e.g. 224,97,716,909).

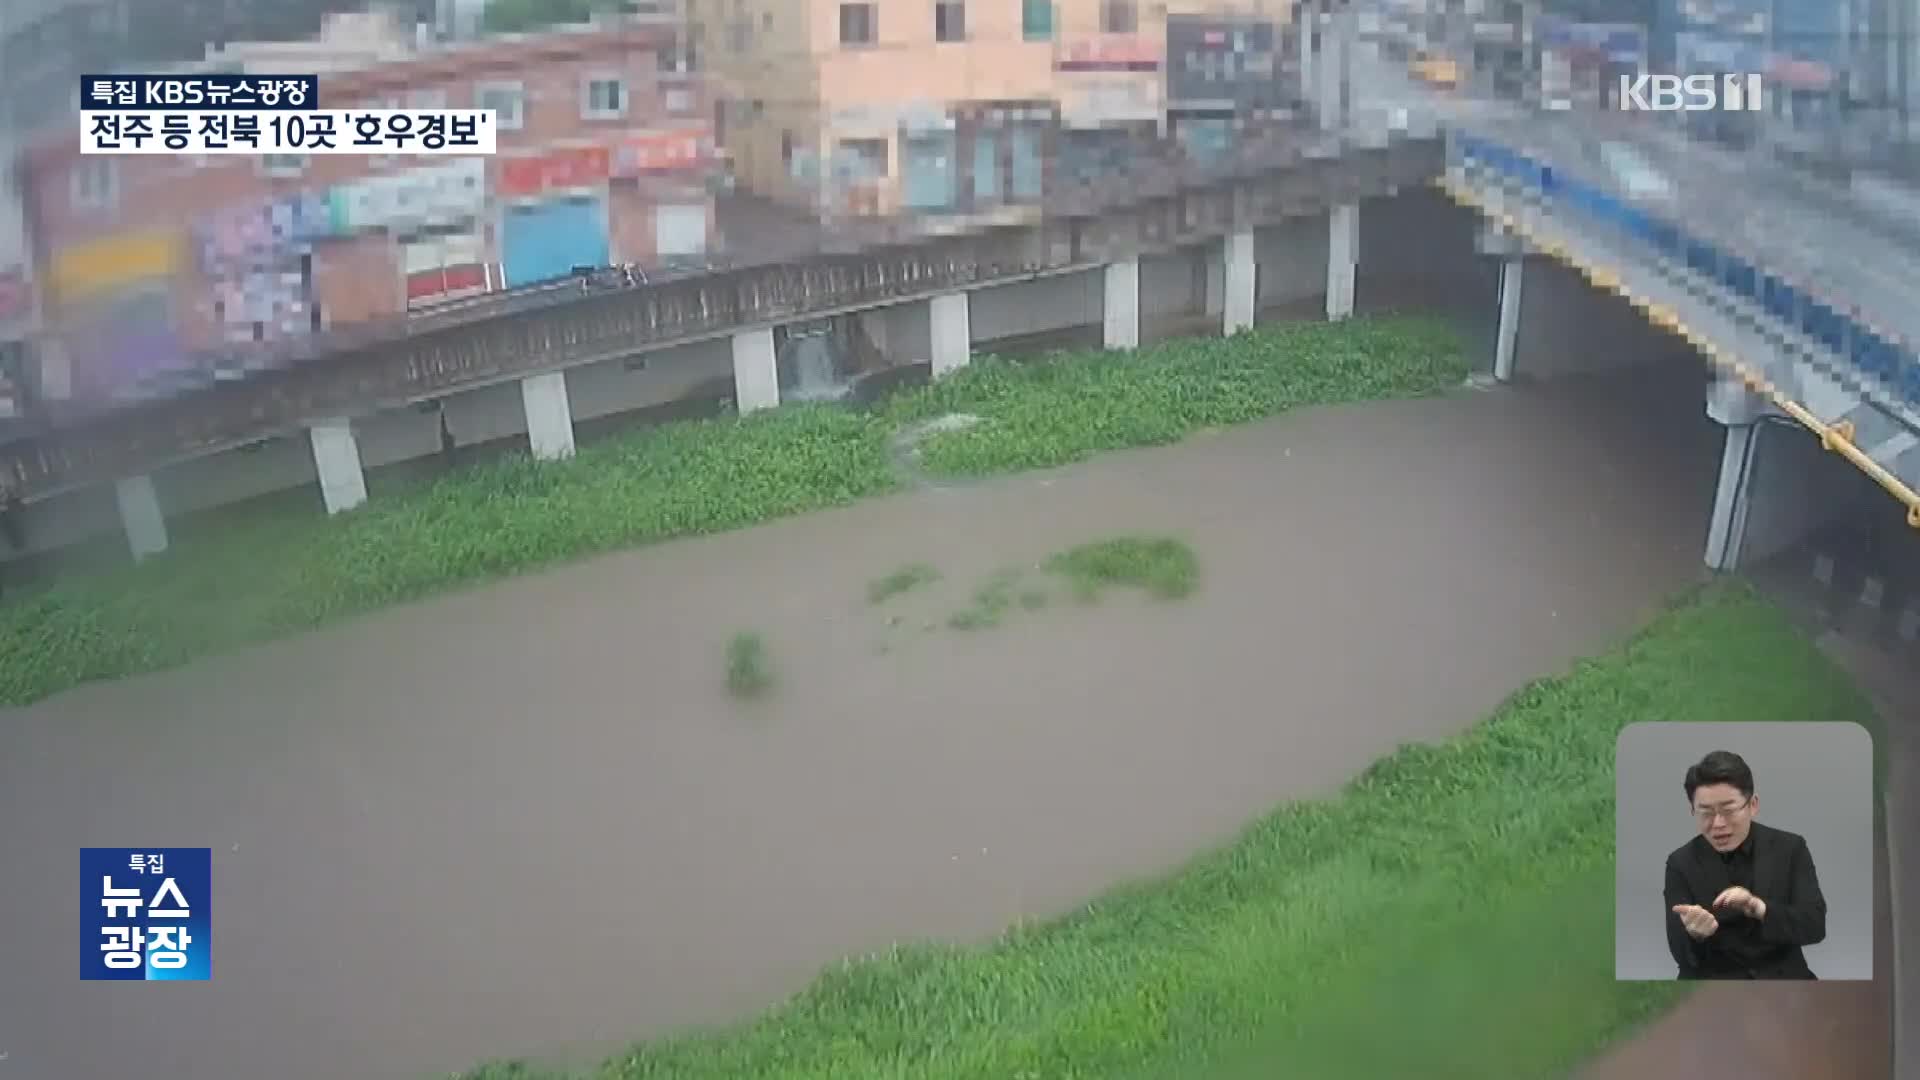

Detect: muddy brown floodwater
3,363,1859,1080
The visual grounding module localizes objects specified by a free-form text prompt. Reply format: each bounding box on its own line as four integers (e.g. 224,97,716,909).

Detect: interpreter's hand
1711,886,1766,920
1672,903,1720,940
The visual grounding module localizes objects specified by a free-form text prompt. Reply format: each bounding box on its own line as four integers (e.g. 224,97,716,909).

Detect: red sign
406,263,488,304
496,146,612,199
0,267,32,323
1056,34,1160,72
612,128,709,176
1767,57,1834,91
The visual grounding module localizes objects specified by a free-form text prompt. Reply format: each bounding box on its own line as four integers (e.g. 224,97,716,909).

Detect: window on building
70,158,118,210
840,138,887,177
1101,0,1137,33
258,153,308,178
583,76,628,119
934,1,965,41
729,18,752,50
839,2,876,46
1021,0,1053,40
475,81,525,130
665,87,696,114
781,130,795,164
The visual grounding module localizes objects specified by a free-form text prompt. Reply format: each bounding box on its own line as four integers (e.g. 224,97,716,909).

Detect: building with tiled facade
11,11,719,408
697,0,1292,219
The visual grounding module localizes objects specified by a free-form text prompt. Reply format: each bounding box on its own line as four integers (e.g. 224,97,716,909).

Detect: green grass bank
0,316,1468,706
453,583,1879,1079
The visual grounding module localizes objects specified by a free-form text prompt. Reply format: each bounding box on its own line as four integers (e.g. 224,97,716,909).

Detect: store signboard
496,145,611,199
611,127,709,176
1059,79,1160,127
329,158,487,232
1055,33,1160,72
1166,16,1282,109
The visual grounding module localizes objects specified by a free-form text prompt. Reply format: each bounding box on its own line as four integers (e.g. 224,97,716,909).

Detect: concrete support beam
1326,202,1359,321
310,418,368,516
929,291,972,376
520,371,576,461
1223,230,1257,335
1493,256,1524,381
731,327,779,414
114,474,167,562
1704,422,1758,572
1103,259,1141,350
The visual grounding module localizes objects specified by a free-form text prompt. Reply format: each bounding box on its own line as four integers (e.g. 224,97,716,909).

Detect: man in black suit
1664,750,1828,979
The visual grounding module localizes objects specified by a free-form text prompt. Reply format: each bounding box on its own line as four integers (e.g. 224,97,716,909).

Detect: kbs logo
1618,73,1765,111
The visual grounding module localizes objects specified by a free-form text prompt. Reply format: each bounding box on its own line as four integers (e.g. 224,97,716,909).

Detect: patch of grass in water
945,569,1025,631
724,632,773,699
1044,536,1198,601
866,562,941,605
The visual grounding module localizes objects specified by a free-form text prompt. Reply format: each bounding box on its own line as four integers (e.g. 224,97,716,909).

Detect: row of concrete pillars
108,207,1366,563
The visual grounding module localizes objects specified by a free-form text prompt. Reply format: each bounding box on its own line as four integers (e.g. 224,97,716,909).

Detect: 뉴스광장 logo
80,848,211,981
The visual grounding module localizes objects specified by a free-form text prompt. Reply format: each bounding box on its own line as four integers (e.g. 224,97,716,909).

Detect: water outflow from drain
785,329,852,403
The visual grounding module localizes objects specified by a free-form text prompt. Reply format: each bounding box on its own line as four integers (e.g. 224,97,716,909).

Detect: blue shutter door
501,198,610,287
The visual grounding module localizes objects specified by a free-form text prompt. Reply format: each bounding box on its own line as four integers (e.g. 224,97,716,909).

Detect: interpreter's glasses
1693,798,1752,825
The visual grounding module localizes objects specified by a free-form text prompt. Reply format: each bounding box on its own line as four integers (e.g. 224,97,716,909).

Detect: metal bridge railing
1448,131,1920,416
1444,130,1920,529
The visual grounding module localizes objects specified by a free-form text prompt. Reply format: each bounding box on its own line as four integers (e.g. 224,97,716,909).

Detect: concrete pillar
1299,0,1316,109
731,327,779,414
520,371,575,461
1493,256,1525,382
929,291,971,376
1103,259,1140,350
310,418,368,516
1704,423,1758,572
1326,202,1358,321
1223,229,1257,335
1203,245,1226,317
114,474,167,562
1317,8,1345,133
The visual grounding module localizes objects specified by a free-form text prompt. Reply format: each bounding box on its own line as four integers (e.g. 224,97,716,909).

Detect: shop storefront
495,146,612,286
44,229,187,404
330,158,492,307
197,193,332,346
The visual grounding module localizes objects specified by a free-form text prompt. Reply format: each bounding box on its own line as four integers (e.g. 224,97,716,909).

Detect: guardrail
1451,131,1920,412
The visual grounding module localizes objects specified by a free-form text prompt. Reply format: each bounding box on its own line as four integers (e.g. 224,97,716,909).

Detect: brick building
13,11,717,406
